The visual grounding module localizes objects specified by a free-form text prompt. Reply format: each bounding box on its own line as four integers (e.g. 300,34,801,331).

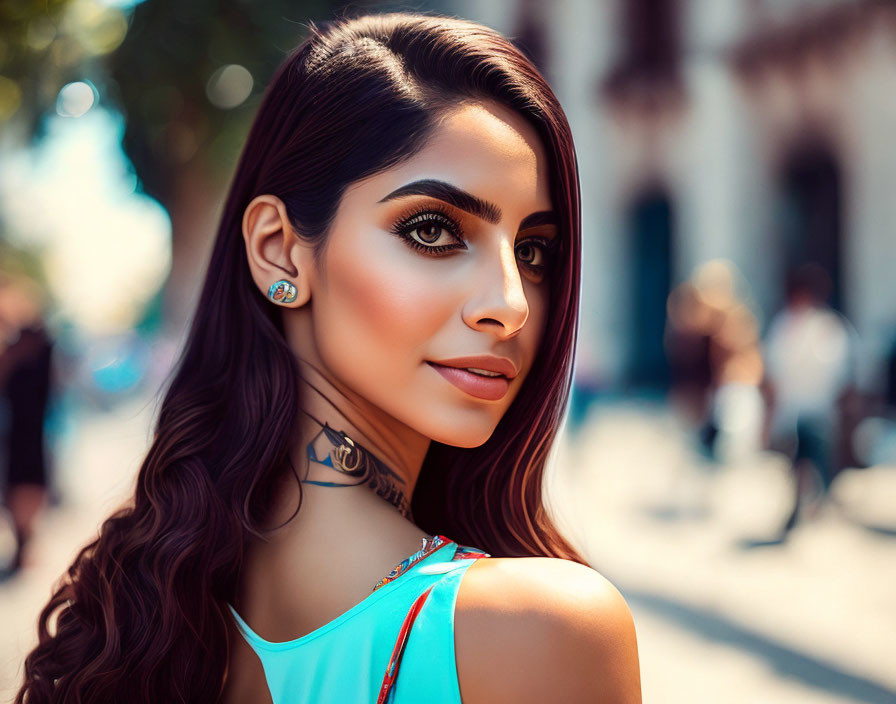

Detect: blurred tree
2,0,353,332
0,0,132,141
5,1,436,332
0,1,71,296
1,0,77,137
105,0,337,205
103,0,337,331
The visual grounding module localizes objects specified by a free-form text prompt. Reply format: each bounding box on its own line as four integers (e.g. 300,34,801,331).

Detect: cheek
313,229,453,381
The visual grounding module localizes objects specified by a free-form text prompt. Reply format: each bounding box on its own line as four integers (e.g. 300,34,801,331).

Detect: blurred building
446,0,895,398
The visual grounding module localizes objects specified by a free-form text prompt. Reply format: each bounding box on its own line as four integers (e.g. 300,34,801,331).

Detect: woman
16,11,640,703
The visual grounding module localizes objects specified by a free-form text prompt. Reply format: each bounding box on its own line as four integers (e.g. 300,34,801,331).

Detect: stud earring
268,279,298,304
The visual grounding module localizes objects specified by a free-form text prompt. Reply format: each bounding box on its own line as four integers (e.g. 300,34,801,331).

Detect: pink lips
427,361,511,401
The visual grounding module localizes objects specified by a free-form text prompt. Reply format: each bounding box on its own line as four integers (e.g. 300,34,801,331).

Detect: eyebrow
377,178,557,231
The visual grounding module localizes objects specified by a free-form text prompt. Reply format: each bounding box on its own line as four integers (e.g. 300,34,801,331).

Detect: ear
242,194,313,307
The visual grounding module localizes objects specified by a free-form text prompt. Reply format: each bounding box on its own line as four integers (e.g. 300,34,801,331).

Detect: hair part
17,10,584,703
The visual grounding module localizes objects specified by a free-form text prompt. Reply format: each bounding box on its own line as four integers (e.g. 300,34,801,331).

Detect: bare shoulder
454,556,641,704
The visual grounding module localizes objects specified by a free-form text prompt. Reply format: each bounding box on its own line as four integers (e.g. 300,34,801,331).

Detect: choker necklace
299,409,412,520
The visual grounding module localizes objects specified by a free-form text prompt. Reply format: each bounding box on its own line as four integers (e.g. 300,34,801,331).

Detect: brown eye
516,241,543,267
390,207,467,255
516,238,555,275
415,221,447,245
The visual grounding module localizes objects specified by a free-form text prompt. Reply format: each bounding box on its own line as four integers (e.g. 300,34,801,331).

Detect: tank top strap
379,540,490,703
451,544,491,560
372,534,458,591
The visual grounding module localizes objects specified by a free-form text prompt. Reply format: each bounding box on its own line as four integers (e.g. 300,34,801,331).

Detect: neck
251,414,431,582
251,365,435,561
235,369,437,627
299,412,414,520
278,363,431,520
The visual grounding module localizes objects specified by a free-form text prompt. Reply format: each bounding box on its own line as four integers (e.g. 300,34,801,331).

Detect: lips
426,361,511,401
426,355,519,379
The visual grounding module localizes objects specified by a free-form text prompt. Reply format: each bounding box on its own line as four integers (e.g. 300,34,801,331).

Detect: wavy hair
16,10,584,703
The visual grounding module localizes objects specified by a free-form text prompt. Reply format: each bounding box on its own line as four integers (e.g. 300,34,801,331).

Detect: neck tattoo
300,410,412,520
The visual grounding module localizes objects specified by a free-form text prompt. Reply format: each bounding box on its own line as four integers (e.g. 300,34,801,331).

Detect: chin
425,419,499,449
445,436,492,449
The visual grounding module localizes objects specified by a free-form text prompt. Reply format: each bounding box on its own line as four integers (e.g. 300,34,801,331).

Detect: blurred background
1,0,894,701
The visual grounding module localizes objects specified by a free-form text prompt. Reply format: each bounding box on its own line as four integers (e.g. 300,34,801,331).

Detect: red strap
376,585,434,704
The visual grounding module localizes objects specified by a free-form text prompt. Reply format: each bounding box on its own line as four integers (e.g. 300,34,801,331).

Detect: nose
462,236,529,338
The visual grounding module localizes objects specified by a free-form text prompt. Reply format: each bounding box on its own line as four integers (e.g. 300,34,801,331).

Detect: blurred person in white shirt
763,263,858,535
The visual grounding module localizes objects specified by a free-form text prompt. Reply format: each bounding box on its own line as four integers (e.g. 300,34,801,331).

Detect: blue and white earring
267,279,298,304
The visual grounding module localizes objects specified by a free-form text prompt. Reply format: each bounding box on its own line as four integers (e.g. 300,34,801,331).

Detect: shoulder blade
454,557,641,704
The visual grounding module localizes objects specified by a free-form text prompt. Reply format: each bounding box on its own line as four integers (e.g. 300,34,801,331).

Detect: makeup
389,203,556,279
426,361,511,401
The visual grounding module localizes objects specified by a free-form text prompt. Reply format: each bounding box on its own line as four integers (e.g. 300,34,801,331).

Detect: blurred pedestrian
762,263,857,536
666,261,765,463
665,280,715,451
0,273,54,581
885,332,896,412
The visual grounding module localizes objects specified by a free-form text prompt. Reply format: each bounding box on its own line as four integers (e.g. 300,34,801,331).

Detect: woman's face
289,100,557,448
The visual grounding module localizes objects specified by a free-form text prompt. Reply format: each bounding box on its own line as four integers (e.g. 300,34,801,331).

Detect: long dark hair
17,10,584,702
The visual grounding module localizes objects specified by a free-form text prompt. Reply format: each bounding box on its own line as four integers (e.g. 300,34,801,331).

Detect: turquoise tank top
227,534,490,703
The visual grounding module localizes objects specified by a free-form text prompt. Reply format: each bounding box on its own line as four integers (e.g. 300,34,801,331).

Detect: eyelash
389,205,558,274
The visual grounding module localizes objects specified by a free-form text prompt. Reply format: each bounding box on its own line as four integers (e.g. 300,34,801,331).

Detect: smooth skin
223,99,641,703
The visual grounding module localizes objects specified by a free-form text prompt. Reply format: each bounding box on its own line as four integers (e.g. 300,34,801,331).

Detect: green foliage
1,0,341,207
0,0,78,136
0,236,46,287
104,0,336,204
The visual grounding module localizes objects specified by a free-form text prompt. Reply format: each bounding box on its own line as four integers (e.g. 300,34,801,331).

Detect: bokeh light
55,80,97,117
205,64,254,109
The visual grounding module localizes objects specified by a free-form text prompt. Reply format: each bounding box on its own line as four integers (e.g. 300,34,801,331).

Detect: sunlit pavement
1,392,895,703
0,390,157,701
551,401,896,704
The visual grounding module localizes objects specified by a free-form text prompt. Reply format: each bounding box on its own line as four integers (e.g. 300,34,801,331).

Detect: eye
389,207,466,255
516,237,558,277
